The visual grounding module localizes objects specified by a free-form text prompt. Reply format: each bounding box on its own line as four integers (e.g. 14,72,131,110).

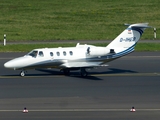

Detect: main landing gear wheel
62,69,70,76
20,71,25,77
80,68,88,77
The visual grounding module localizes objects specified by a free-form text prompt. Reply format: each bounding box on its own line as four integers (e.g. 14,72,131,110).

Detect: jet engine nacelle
87,47,112,56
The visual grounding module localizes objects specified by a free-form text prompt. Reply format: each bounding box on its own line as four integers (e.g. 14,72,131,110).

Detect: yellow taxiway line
0,72,160,78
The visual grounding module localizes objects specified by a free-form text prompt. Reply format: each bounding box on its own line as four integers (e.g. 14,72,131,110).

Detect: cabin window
57,52,60,56
69,51,73,56
39,51,44,57
63,51,66,56
50,52,53,56
27,50,38,58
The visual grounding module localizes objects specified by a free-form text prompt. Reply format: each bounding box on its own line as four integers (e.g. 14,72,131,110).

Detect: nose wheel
20,71,25,77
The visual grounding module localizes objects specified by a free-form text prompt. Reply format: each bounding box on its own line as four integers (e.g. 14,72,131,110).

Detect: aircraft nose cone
4,57,29,69
4,60,17,69
4,61,12,68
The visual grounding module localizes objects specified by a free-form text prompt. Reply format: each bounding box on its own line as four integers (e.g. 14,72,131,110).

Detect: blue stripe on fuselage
112,44,136,58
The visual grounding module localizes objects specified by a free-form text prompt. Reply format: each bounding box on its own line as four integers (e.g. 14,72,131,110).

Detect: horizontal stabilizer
124,23,152,28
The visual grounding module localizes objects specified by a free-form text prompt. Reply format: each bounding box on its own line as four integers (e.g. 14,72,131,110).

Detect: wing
60,62,108,68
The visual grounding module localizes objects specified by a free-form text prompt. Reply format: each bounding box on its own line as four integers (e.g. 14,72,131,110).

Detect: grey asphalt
2,40,160,45
0,52,160,120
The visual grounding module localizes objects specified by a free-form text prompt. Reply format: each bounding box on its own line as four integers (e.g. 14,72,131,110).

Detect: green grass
0,43,160,52
0,0,160,41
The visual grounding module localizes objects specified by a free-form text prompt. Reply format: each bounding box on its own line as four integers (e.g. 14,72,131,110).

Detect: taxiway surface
0,52,160,120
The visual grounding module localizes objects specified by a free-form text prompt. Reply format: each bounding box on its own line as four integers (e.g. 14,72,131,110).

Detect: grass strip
0,0,160,41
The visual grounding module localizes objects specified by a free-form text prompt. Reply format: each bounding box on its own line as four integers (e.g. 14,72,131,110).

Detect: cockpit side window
38,51,44,57
27,50,38,58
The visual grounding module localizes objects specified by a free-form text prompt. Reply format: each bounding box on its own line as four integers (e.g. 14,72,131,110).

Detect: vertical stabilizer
106,23,150,54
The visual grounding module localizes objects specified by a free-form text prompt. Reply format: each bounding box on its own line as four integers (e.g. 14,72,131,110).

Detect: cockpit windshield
27,50,38,57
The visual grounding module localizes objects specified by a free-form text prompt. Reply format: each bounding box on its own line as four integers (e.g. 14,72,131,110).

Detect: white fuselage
4,44,112,70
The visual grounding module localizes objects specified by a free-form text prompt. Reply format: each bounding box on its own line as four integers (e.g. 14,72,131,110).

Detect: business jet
4,23,151,77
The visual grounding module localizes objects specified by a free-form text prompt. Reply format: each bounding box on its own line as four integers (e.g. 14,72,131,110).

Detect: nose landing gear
20,71,26,77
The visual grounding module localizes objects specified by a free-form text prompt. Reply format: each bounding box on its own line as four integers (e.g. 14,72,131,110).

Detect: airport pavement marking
0,72,160,78
0,75,63,79
0,109,160,112
93,73,160,77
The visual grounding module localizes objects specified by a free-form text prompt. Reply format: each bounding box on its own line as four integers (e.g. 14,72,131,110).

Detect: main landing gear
62,69,70,76
61,68,88,77
80,68,88,77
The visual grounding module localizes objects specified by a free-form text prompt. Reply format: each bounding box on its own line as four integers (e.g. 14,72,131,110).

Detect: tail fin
106,23,151,54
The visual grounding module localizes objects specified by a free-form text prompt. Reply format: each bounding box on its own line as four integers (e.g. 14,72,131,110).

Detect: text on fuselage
120,37,136,42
